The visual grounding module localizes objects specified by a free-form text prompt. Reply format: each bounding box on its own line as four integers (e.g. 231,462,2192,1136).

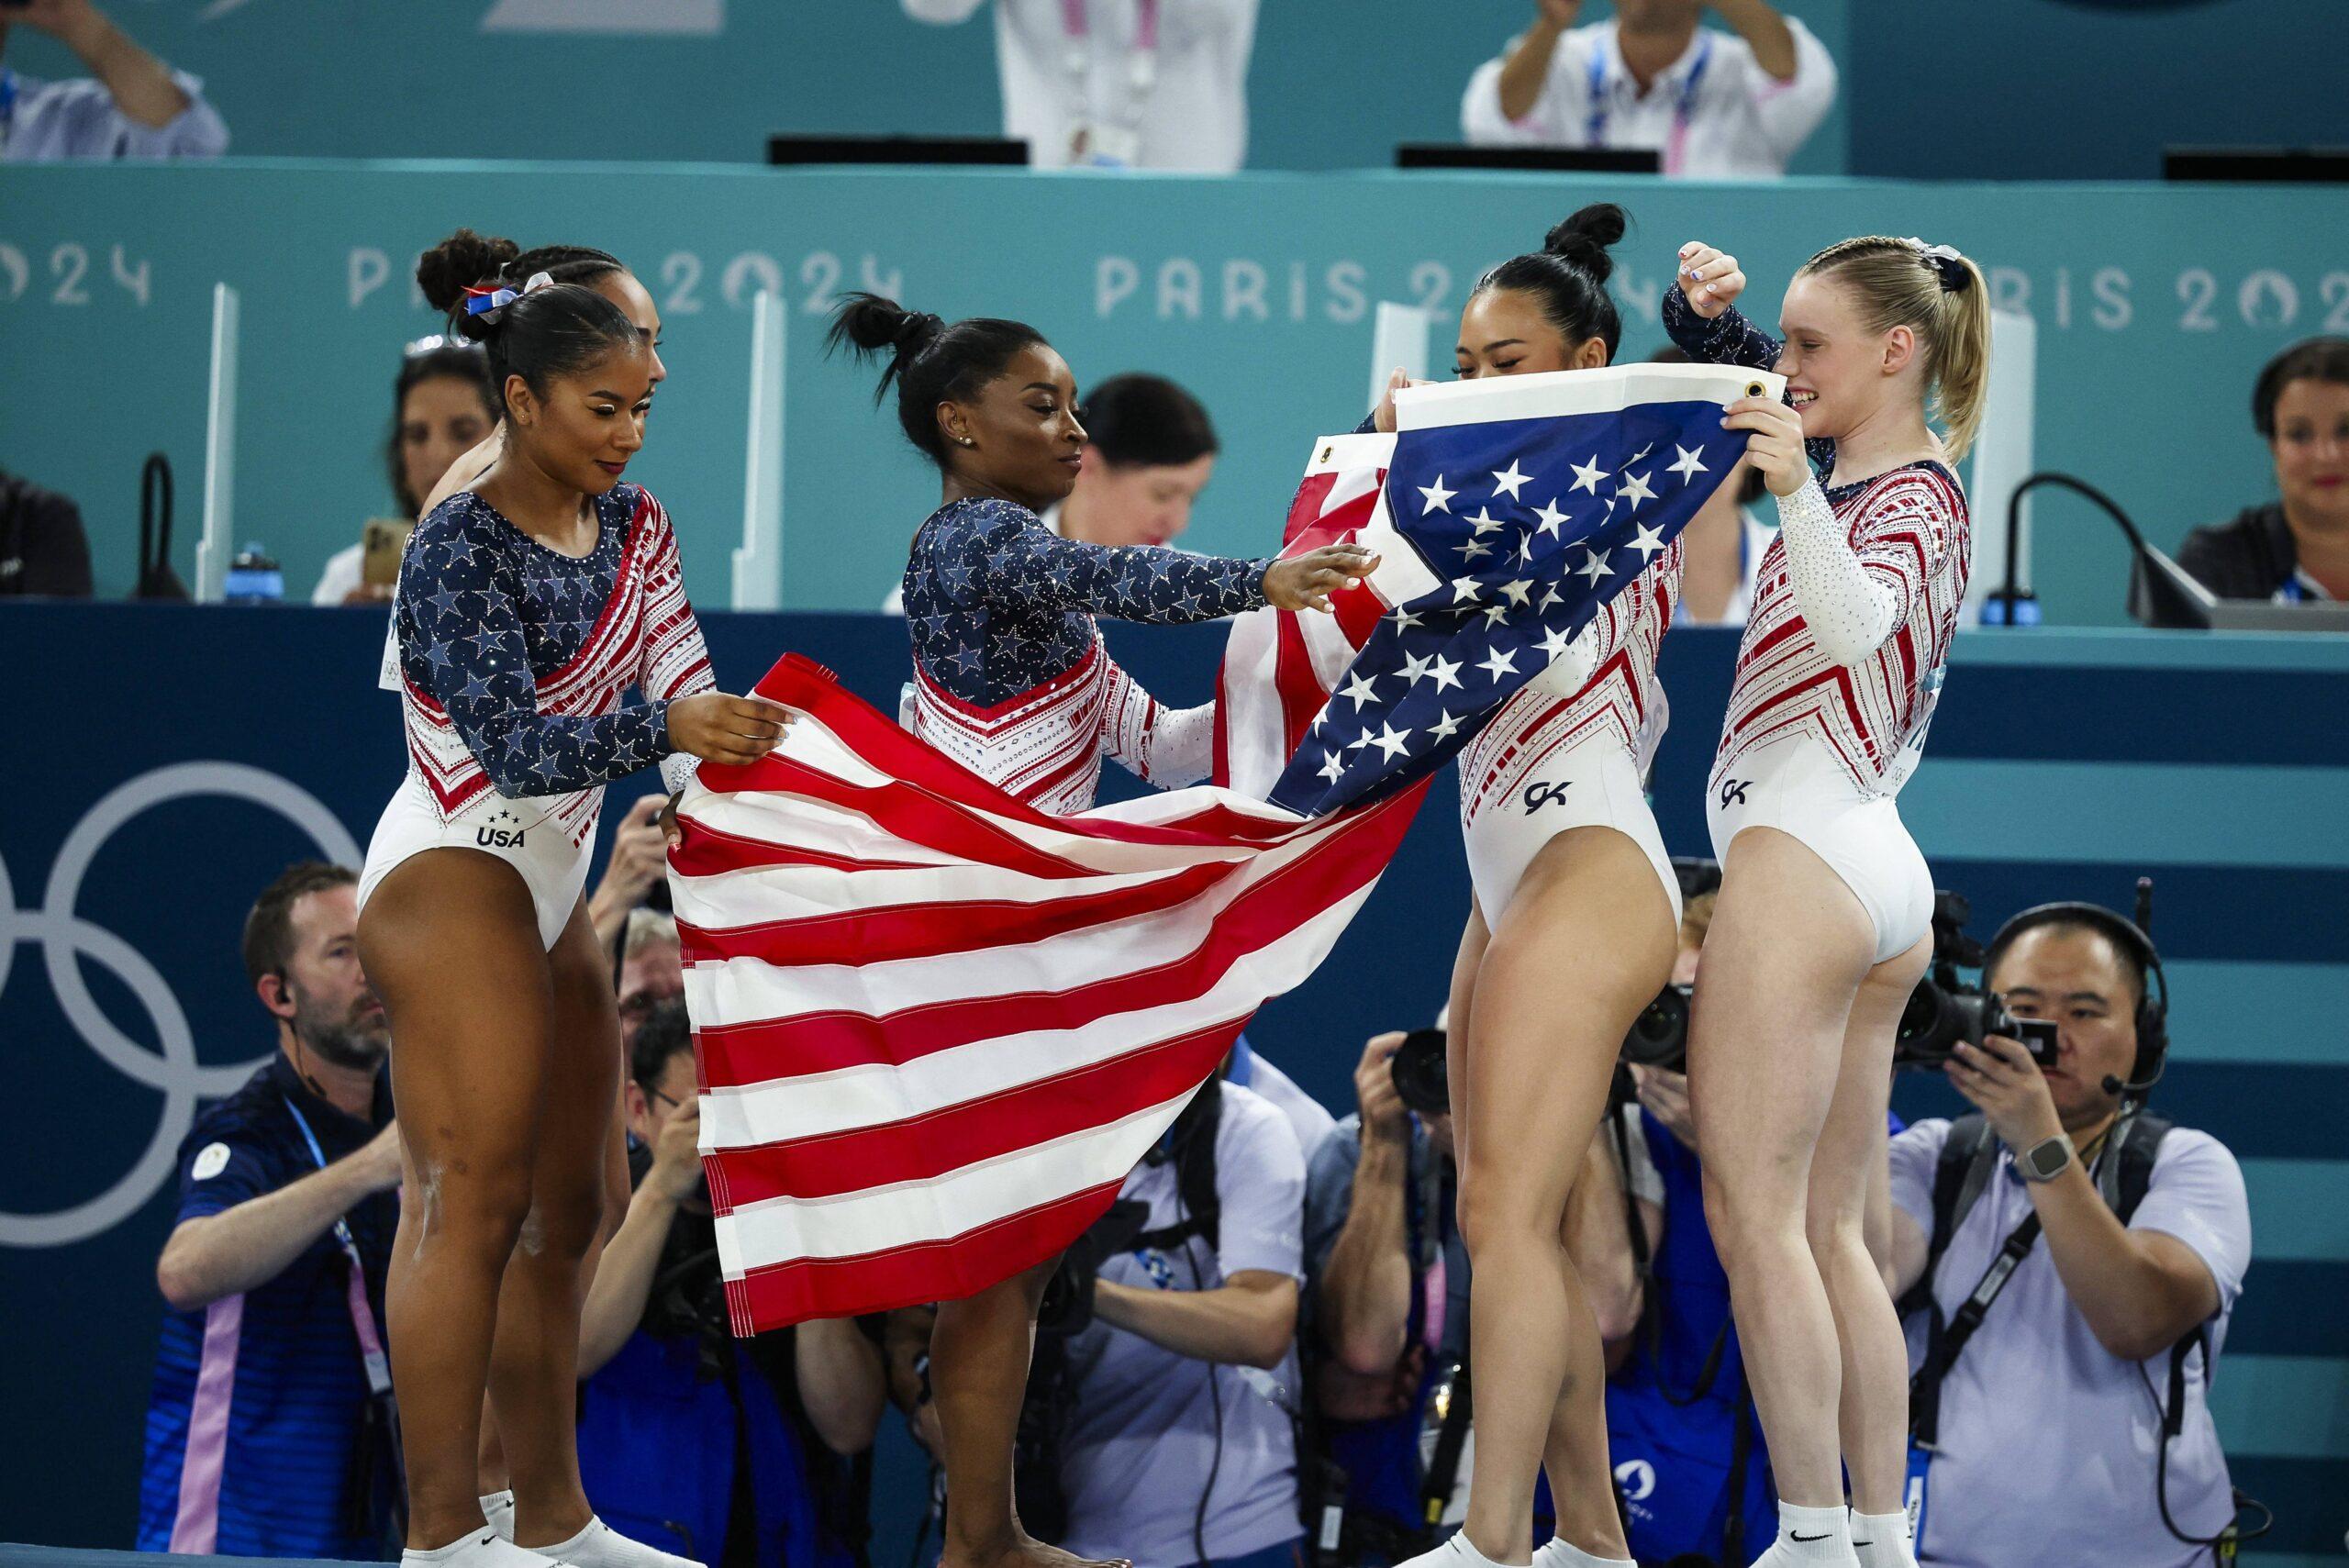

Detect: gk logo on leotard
1522,781,1573,813
1718,778,1751,808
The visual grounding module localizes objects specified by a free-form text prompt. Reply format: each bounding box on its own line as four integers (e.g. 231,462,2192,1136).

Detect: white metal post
195,283,240,604
731,290,785,611
1965,307,2039,618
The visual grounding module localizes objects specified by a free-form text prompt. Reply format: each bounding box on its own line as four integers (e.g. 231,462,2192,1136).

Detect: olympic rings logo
0,762,362,1249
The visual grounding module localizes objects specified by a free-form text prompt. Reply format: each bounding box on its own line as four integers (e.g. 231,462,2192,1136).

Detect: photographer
991,1073,1307,1568
1885,906,2253,1567
1303,1024,1637,1556
574,1001,885,1568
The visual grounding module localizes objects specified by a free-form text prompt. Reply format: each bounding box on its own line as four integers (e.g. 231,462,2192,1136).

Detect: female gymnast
1665,235,1988,1568
356,240,790,1568
828,291,1375,1568
1379,204,1683,1568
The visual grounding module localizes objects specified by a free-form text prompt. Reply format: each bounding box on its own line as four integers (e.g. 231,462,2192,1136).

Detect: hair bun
829,293,943,361
417,227,521,316
1542,203,1629,284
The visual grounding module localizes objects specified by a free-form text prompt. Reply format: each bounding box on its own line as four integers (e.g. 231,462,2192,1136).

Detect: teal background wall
3,161,2345,622
1849,0,2349,181
0,1,1850,173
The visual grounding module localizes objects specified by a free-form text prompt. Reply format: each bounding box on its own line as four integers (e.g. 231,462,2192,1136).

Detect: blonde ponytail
1799,237,1994,465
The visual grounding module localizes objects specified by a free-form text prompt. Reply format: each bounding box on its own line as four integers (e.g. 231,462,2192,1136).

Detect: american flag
673,362,1771,1331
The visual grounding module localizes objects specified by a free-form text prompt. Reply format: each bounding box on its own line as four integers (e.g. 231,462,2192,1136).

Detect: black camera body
1389,1027,1452,1116
1896,892,2063,1070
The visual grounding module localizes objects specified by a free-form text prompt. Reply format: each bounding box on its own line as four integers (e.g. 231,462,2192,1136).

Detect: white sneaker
540,1518,706,1568
1532,1535,1633,1568
402,1529,569,1568
1394,1530,1530,1568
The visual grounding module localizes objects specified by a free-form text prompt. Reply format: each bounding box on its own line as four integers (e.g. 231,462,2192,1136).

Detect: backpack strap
1897,1114,1998,1321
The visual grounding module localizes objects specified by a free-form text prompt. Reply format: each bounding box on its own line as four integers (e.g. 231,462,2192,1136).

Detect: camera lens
1619,984,1691,1070
1389,1028,1450,1116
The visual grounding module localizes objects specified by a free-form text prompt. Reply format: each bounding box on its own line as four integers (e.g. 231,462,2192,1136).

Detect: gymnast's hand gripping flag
669,361,1773,1331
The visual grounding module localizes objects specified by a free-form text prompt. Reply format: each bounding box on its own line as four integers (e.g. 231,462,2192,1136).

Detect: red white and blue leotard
357,482,715,947
899,496,1269,817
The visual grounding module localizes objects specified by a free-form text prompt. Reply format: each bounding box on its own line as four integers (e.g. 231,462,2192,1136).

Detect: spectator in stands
1650,347,1772,624
2177,336,2349,605
0,0,226,161
1886,906,2250,1567
1461,0,1834,179
0,464,94,596
1304,1023,1635,1553
139,863,402,1558
883,372,1221,610
900,0,1257,172
576,1001,885,1568
315,339,496,606
615,906,685,1053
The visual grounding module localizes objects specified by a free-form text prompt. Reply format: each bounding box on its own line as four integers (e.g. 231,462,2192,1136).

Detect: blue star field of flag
1268,398,1740,817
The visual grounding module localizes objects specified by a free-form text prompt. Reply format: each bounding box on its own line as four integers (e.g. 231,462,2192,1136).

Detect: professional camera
1389,1027,1451,1116
1895,891,2061,1070
1620,984,1694,1071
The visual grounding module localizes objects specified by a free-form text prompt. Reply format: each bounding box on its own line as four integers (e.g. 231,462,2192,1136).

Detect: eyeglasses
648,1085,687,1112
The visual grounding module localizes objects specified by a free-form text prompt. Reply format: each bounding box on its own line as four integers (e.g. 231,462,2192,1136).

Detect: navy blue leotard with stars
902,496,1271,707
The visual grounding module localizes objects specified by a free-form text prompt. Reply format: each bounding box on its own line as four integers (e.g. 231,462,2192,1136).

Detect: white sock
540,1518,706,1568
1849,1509,1918,1568
1394,1530,1529,1568
1753,1501,1859,1565
1533,1535,1634,1568
480,1492,517,1542
402,1529,565,1568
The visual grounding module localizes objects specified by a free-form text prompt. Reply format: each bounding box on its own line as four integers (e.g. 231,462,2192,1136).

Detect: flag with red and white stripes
672,653,1423,1331
673,364,1766,1331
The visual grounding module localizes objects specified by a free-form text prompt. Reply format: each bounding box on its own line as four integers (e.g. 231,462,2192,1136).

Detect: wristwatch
2016,1132,2076,1184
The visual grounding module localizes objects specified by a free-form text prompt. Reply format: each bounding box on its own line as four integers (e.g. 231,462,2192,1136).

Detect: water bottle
223,541,284,606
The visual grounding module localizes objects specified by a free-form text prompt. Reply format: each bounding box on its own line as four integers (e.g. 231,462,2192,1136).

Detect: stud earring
959,437,976,448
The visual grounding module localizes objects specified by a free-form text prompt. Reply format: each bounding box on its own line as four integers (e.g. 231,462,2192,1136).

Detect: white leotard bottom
1706,737,1931,966
356,776,595,951
1463,736,1682,931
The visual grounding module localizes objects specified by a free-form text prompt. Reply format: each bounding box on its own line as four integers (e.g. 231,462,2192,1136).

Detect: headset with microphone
1983,876,2169,1102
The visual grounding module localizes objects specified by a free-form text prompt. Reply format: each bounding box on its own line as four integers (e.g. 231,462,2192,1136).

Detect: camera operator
1302,1022,1637,1558
573,1000,885,1568
1884,905,2254,1567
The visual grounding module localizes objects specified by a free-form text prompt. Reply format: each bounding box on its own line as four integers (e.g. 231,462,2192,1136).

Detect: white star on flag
1461,539,1495,562
1317,753,1344,783
1669,445,1709,482
1537,624,1575,659
1466,507,1506,536
1498,578,1533,606
1391,606,1424,632
1618,470,1656,508
1427,655,1464,693
1368,722,1412,761
1538,583,1564,610
1400,651,1433,684
1430,709,1464,741
1418,473,1456,514
1628,520,1668,560
1450,575,1483,605
1477,646,1520,682
1575,547,1614,584
1339,670,1381,709
1481,604,1511,628
1571,456,1609,495
1533,499,1571,538
1491,460,1531,500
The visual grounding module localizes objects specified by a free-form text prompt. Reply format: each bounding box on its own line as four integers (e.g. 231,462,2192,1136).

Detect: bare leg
1457,828,1675,1563
1688,828,1874,1508
361,851,557,1551
495,903,620,1548
1445,902,1489,1167
1808,936,1929,1517
931,1259,1128,1568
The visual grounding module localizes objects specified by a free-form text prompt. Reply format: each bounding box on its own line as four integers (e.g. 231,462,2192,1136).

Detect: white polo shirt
902,0,1257,172
1888,1118,2252,1568
1461,17,1835,179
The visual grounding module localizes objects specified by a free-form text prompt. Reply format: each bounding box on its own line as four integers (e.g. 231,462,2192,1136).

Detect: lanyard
1586,31,1713,175
282,1097,395,1398
1059,0,1160,153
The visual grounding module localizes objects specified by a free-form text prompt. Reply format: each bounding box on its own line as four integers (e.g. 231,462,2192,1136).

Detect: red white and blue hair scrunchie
462,270,556,321
1901,239,1972,293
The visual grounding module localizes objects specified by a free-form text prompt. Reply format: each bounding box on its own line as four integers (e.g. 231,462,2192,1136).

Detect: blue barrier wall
0,1,1851,175
1,606,2343,1560
5,163,2346,624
